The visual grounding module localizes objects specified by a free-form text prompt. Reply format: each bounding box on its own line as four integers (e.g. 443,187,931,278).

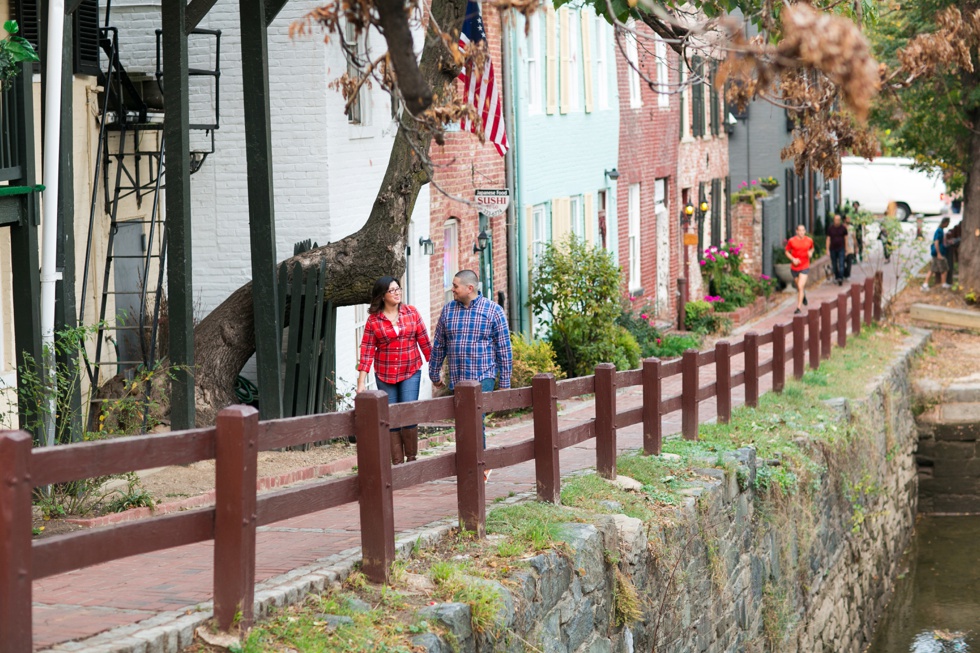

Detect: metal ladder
78,25,220,409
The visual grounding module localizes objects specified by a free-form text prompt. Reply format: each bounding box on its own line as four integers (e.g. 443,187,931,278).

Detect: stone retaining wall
914,379,980,513
415,331,926,653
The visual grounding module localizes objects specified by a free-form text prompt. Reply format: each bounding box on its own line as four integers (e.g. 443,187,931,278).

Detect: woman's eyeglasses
387,287,402,294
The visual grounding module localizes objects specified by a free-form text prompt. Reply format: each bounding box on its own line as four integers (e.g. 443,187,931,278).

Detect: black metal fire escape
78,24,220,404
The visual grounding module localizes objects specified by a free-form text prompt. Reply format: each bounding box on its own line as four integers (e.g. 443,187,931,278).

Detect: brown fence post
455,381,486,536
837,293,847,348
214,405,259,631
851,283,862,336
681,349,700,440
773,323,787,393
355,390,395,583
595,364,617,480
642,358,662,456
715,341,732,424
532,374,560,503
820,302,832,360
863,277,874,326
873,270,884,321
0,431,33,653
808,309,820,370
793,314,806,380
744,332,759,408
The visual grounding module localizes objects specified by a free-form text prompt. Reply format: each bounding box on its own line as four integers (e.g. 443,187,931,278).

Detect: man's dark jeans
830,248,846,282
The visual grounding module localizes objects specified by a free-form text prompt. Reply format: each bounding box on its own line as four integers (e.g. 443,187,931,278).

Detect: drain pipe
40,0,66,447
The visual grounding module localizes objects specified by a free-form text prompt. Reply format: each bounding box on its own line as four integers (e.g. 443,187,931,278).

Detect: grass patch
485,500,579,553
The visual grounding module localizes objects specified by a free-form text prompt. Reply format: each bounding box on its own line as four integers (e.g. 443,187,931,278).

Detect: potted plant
772,243,793,287
0,21,39,90
759,175,780,192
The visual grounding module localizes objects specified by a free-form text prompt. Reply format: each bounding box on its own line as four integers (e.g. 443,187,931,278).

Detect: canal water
868,515,980,653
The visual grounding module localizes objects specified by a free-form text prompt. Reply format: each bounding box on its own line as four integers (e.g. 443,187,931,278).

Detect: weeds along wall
415,330,925,653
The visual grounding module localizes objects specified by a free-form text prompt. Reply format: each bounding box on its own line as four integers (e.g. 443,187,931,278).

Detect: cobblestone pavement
32,239,924,651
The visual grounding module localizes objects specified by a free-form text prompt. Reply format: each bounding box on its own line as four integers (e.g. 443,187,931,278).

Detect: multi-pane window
532,205,549,263
568,11,581,112
570,195,585,239
527,14,543,113
343,22,366,125
655,36,669,108
595,16,609,110
625,21,641,109
443,219,459,304
628,184,641,290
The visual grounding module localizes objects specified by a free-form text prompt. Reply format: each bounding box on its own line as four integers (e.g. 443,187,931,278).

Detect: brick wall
615,23,681,320
428,4,508,331
731,201,763,276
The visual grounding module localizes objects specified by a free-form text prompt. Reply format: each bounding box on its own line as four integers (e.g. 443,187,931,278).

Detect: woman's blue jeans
376,370,422,432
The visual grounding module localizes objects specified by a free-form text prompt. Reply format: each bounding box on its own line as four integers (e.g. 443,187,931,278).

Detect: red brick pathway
31,245,920,651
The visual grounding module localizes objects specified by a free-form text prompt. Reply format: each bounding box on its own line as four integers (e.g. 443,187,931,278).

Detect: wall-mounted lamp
418,237,435,256
699,201,709,214
682,202,695,225
473,229,490,253
604,168,620,181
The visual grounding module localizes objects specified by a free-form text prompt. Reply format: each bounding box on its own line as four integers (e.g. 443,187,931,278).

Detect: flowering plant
758,175,779,187
703,295,725,303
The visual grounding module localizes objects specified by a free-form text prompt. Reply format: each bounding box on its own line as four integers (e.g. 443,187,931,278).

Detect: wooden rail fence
0,272,884,652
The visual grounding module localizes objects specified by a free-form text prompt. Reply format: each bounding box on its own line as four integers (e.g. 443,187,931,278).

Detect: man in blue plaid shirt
430,270,513,394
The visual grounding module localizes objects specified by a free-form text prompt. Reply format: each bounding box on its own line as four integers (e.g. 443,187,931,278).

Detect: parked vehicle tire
895,202,911,222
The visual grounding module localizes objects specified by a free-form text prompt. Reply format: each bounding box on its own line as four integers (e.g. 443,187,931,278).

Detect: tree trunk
959,110,980,292
99,0,470,427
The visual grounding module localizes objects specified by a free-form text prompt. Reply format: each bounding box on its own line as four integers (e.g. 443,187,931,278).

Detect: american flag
458,0,509,156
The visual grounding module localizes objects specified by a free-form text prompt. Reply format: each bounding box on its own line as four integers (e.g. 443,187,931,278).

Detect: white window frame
532,205,549,264
625,21,642,109
443,219,459,304
568,10,581,112
570,195,585,239
595,16,609,110
655,36,669,108
628,184,641,290
527,13,543,114
343,21,370,127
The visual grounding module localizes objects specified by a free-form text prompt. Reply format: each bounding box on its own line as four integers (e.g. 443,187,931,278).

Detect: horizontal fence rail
0,272,884,652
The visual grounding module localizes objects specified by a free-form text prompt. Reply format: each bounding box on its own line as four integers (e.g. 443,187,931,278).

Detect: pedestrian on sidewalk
357,276,432,464
826,213,848,285
923,217,952,290
430,270,513,473
843,213,857,279
786,224,814,315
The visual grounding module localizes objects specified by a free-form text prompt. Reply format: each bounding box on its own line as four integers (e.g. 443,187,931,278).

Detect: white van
841,156,947,220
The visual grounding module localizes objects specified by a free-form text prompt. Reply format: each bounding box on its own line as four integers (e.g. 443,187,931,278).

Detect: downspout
40,0,66,447
501,13,521,332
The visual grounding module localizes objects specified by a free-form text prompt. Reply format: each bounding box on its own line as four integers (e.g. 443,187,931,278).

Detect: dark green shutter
73,0,101,76
710,63,720,136
692,57,704,137
711,178,722,248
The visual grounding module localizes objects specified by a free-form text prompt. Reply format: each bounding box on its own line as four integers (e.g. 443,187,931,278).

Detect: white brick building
106,0,433,403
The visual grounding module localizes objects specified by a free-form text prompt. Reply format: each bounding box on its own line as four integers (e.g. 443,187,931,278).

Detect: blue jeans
376,370,422,432
830,248,846,281
479,378,495,449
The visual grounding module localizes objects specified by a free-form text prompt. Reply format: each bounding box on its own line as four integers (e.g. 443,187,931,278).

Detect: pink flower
656,338,662,345
641,313,648,320
750,179,757,185
760,274,770,280
721,252,728,258
700,260,706,266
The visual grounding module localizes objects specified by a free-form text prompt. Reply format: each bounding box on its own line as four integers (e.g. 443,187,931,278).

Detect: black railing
0,81,24,182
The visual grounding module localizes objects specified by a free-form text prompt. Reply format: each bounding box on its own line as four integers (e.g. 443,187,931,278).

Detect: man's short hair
940,217,951,227
454,269,479,288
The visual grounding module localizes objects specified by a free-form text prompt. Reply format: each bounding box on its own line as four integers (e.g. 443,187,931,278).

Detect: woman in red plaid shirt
356,276,432,464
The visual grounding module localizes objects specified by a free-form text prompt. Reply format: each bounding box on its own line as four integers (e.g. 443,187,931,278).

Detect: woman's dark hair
368,276,399,314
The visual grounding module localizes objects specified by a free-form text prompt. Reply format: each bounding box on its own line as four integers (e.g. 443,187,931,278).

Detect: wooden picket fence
0,273,883,652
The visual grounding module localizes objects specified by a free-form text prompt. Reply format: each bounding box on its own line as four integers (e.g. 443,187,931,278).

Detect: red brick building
615,22,681,320
427,5,509,331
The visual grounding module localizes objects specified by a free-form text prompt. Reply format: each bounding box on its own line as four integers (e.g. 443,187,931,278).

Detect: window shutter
692,57,704,137
710,64,720,136
724,176,732,242
546,8,557,115
74,0,101,76
580,12,593,113
14,0,41,74
552,197,571,242
559,8,570,114
711,178,722,248
584,193,595,245
527,205,535,275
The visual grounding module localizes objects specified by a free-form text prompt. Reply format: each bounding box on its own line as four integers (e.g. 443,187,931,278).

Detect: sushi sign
475,189,510,217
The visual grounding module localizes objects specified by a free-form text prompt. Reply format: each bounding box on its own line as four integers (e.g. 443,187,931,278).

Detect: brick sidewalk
31,250,917,652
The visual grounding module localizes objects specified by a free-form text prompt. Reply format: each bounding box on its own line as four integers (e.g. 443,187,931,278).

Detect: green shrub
773,243,792,265
531,237,636,376
715,274,756,309
616,303,701,359
685,300,727,335
510,334,565,388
